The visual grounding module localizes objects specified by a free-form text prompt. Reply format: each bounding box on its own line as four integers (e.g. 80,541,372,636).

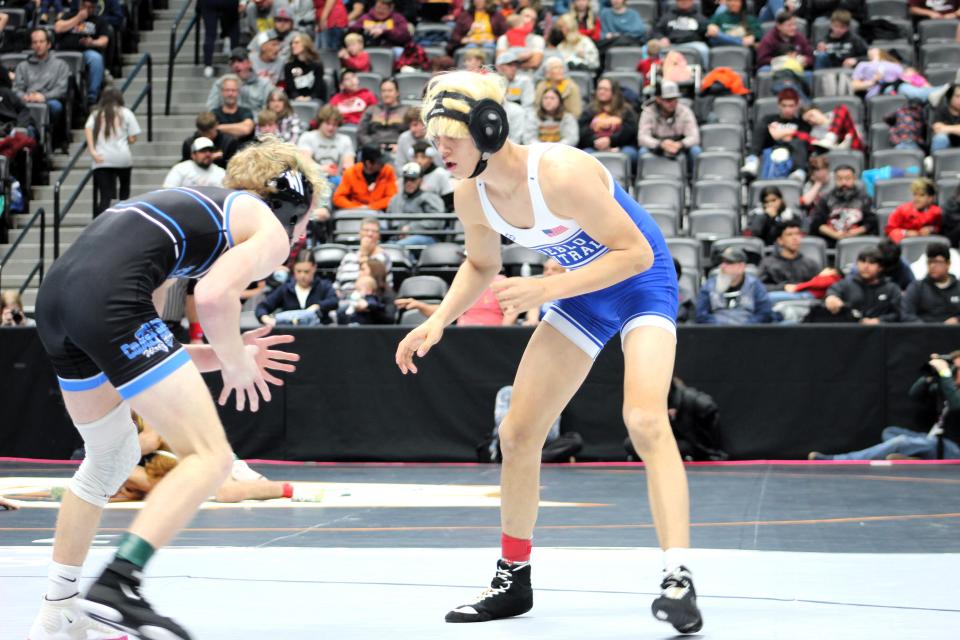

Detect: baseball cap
658,81,681,100
192,137,215,152
229,47,249,62
719,247,747,264
274,7,293,20
401,162,422,179
496,51,519,65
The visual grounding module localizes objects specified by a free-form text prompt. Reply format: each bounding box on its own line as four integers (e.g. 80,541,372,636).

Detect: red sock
501,533,532,564
282,483,294,498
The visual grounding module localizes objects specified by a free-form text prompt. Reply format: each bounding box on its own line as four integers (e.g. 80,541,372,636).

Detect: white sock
47,562,82,600
662,547,689,574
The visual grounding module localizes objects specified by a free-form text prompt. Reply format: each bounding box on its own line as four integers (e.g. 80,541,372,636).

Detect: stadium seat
867,94,906,126
875,207,896,236
291,99,320,125
836,236,883,272
708,46,751,71
710,237,764,265
398,308,430,325
356,72,383,98
869,122,892,153
502,243,547,276
650,209,680,237
605,47,644,71
695,151,740,182
699,124,742,152
666,237,701,275
752,97,781,126
900,236,951,264
826,149,865,176
593,151,633,189
600,71,641,97
417,242,464,283
799,236,828,271
874,39,915,66
688,209,738,240
312,243,349,279
568,70,594,104
380,244,414,287
692,179,740,210
866,0,908,19
813,96,863,125
934,149,960,180
925,67,957,86
920,43,960,70
811,16,859,44
397,275,448,301
874,178,916,208
640,153,685,181
712,96,747,126
339,124,358,148
749,180,801,211
938,178,960,204
625,0,657,23
636,179,683,212
919,18,959,43
365,48,395,80
680,270,700,296
870,148,924,171
395,72,431,102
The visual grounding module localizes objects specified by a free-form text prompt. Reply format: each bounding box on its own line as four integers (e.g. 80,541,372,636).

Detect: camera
10,309,23,324
922,354,957,376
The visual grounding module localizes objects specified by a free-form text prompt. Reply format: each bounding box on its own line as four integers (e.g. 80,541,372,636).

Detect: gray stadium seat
870,148,923,171
667,237,701,275
312,243,349,274
874,39,915,66
398,308,430,325
874,178,916,208
333,217,364,242
919,18,959,43
711,237,764,265
692,180,741,210
605,47,644,71
920,43,960,69
625,0,657,23
708,46,751,71
813,96,863,125
866,0,908,19
339,124,358,148
867,94,906,125
712,96,747,126
593,151,633,189
356,72,383,99
900,236,952,264
811,16,859,44
925,67,958,86
650,209,680,237
637,179,684,213
568,70,594,105
417,242,464,283
695,151,740,182
291,100,320,125
600,71,641,97
699,124,742,152
365,48,395,79
934,149,960,180
826,149,865,176
688,209,738,240
396,72,431,102
869,122,892,153
875,207,895,237
752,97,781,126
799,236,828,271
836,236,883,272
501,243,547,276
749,180,801,211
640,153,685,181
939,178,960,204
397,275,448,300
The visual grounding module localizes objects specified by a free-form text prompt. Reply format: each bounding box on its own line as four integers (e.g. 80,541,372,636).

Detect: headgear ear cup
468,99,509,155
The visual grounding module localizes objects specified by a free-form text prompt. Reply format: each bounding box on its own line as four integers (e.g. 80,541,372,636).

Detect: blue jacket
255,278,339,324
696,274,774,325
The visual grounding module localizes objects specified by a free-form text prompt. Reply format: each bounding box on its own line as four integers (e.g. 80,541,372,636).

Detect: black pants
200,0,240,67
92,167,131,218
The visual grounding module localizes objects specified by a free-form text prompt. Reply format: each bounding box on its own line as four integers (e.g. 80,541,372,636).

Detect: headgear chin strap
425,90,509,179
267,169,314,238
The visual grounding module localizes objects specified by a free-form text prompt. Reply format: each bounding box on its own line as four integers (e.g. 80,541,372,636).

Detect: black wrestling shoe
445,559,533,623
651,566,703,634
80,559,194,640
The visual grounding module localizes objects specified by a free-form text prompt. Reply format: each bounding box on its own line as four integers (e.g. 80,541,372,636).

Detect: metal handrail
0,207,45,293
165,0,200,116
54,52,154,258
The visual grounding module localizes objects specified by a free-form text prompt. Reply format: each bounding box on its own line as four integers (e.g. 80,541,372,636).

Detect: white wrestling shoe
230,459,265,482
28,594,129,640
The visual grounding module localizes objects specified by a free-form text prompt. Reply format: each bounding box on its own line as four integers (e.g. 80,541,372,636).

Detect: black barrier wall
2,326,957,460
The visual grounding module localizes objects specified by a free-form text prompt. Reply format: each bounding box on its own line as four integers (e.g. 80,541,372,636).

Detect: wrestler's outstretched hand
241,325,300,386
395,318,444,375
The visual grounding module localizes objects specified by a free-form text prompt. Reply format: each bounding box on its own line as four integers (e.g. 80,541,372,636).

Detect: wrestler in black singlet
36,187,266,399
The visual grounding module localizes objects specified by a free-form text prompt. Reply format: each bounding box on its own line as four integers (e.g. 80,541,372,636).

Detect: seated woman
525,87,579,146
746,185,804,245
553,13,600,71
577,77,638,165
256,250,339,326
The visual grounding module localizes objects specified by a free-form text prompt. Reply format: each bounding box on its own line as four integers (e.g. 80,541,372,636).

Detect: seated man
332,145,397,211
811,352,960,460
256,250,338,326
901,243,960,324
412,141,455,211
206,48,274,114
333,217,392,295
54,0,110,105
387,162,447,246
821,247,902,324
347,0,411,47
651,0,709,68
759,221,821,303
180,111,239,169
755,10,813,72
637,81,701,174
810,164,876,249
14,28,69,138
696,247,774,324
813,9,867,70
909,0,960,21
931,84,960,154
742,88,811,181
209,74,256,145
163,138,226,188
885,178,942,244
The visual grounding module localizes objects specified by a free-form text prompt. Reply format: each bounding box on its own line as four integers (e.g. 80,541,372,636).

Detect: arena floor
2,461,959,639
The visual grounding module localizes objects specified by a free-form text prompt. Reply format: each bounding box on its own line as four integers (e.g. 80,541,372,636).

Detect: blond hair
257,109,278,126
344,32,364,48
224,135,329,205
421,71,506,140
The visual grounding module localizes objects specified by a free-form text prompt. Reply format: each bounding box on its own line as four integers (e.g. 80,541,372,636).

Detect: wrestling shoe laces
651,565,703,634
445,559,533,623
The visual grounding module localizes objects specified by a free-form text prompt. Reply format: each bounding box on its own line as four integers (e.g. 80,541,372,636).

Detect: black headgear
425,90,509,178
267,170,313,238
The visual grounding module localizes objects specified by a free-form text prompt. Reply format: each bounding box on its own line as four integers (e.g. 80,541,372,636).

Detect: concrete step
0,257,56,279
1,227,85,247
15,208,97,228
31,170,168,193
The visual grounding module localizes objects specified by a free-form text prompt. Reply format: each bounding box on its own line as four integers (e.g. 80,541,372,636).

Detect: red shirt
458,275,505,326
885,203,942,243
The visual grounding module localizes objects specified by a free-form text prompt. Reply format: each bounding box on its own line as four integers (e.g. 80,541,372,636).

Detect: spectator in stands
349,0,411,47
599,0,647,46
14,29,69,136
1,290,33,327
554,13,600,71
387,162,447,246
334,216,392,293
813,9,867,70
568,0,600,42
200,0,240,78
284,32,327,102
316,0,349,50
269,6,301,58
181,111,239,169
459,48,486,72
747,185,804,245
496,9,545,73
886,178,942,244
901,243,960,323
298,104,355,183
851,48,905,99
264,88,304,143
932,84,960,153
822,248,902,323
395,275,521,326
36,0,64,25
909,0,960,21
164,137,226,188
257,250,338,326
250,32,285,85
241,0,276,44
578,77,635,157
259,109,281,138
84,86,139,217
413,141,455,210
742,88,810,181
652,0,709,69
357,77,405,152
208,74,256,145
332,144,397,210
705,0,760,48
760,220,821,302
329,69,378,125
497,51,534,109
394,107,427,164
206,48,274,113
528,86,579,146
337,274,389,324
674,257,696,324
54,0,109,106
941,182,960,247
877,238,917,291
696,247,774,324
534,57,583,118
800,103,864,151
800,155,831,216
637,80,700,174
811,165,876,248
448,0,505,55
339,32,372,71
755,10,812,72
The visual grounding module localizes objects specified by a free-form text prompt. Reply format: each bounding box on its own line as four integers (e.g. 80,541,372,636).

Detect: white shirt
163,160,226,188
85,107,141,168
